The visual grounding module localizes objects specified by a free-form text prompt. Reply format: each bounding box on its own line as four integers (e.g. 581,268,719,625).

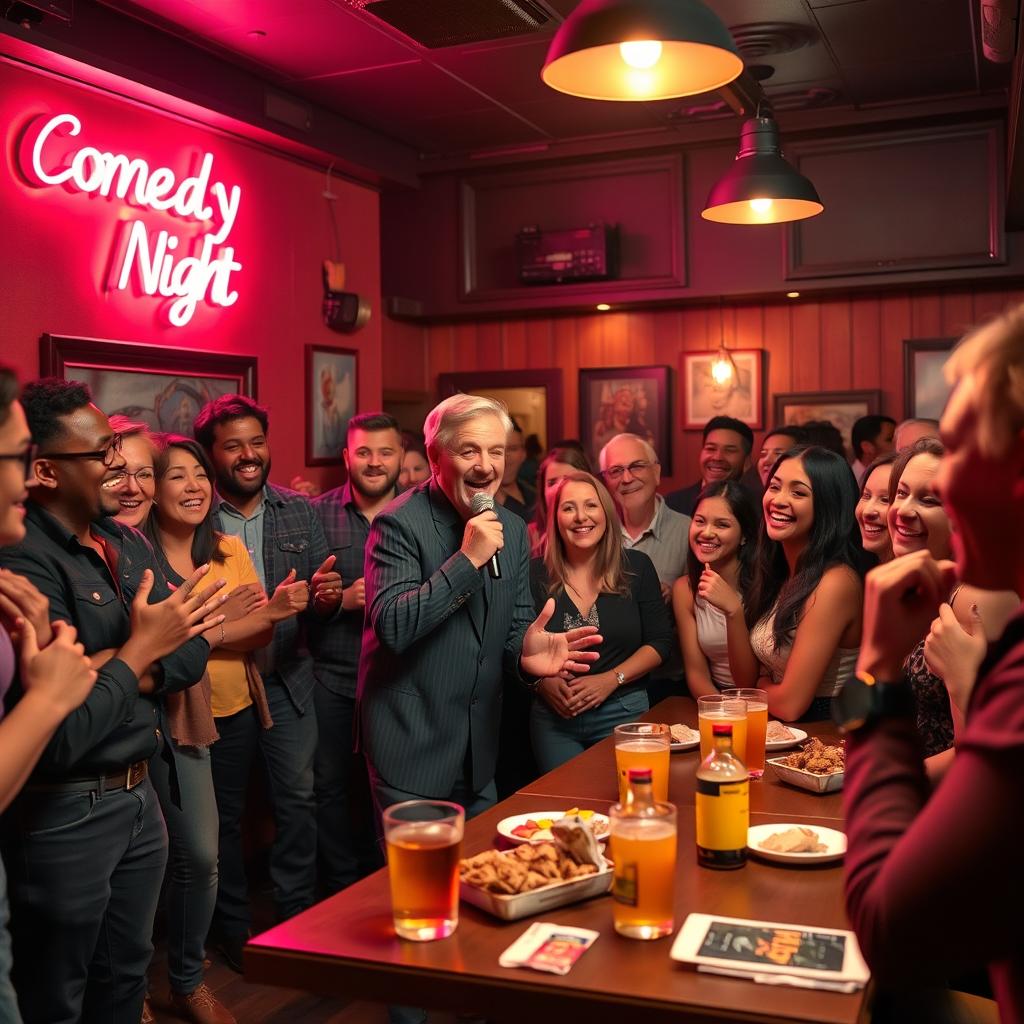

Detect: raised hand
311,554,343,612
857,551,957,680
520,598,602,679
267,568,310,622
924,601,987,715
460,510,503,570
0,569,52,648
342,576,365,612
697,564,742,618
16,618,96,716
129,564,228,662
219,582,267,623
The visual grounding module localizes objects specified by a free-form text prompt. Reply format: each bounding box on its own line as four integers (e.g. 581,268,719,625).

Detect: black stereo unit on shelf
516,224,618,284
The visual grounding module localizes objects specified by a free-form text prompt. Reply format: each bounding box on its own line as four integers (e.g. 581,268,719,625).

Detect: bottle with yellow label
695,722,749,869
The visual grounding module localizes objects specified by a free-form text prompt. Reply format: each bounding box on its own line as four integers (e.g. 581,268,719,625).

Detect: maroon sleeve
843,625,1024,985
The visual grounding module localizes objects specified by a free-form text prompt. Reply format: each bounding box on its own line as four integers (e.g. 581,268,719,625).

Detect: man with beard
665,415,755,517
0,378,222,1023
308,413,402,893
193,394,343,972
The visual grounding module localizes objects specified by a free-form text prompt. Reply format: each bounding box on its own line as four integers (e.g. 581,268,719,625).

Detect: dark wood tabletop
245,698,863,1023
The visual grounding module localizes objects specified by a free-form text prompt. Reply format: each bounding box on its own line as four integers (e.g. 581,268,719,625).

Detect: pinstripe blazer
356,480,535,798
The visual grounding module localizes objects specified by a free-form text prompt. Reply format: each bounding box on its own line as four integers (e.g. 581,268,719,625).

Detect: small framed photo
903,339,956,420
773,390,882,458
306,344,357,465
681,349,764,430
579,365,671,467
40,334,256,436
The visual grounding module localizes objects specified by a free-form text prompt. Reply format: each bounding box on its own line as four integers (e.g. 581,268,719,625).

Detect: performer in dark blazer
358,394,602,817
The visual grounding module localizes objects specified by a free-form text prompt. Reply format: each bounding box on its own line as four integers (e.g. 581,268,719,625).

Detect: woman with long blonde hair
528,471,672,771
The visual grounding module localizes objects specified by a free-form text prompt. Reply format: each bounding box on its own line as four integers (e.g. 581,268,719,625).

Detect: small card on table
499,921,599,975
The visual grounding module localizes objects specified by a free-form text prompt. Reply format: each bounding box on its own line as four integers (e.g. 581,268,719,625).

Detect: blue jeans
3,777,167,1024
530,686,650,773
0,856,22,1023
148,718,219,994
313,686,382,894
210,677,317,938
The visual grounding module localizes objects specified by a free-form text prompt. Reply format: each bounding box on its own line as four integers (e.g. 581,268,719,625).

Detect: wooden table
246,698,862,1024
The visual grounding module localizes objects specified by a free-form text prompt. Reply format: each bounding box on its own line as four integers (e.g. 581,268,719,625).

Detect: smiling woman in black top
528,471,672,771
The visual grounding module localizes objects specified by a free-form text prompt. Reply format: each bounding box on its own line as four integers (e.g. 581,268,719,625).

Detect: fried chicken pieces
460,843,599,896
781,737,845,774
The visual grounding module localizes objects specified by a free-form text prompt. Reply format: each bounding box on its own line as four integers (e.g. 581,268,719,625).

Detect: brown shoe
141,997,157,1024
168,984,236,1024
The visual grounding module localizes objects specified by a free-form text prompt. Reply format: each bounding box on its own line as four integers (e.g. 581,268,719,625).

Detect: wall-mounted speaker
323,291,371,333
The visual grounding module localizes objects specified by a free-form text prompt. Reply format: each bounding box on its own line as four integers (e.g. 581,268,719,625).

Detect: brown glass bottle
695,722,749,869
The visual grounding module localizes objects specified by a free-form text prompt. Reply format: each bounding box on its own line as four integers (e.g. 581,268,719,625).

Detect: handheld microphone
469,492,502,579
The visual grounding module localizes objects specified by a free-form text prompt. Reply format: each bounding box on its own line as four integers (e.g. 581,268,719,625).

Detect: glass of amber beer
383,800,464,941
697,694,748,765
723,687,768,777
614,723,670,803
609,800,677,939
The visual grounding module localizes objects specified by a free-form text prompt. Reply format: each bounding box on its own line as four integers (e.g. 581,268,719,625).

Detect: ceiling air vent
363,0,551,49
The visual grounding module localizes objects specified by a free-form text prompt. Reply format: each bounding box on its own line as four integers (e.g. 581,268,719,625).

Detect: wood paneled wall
382,284,1024,491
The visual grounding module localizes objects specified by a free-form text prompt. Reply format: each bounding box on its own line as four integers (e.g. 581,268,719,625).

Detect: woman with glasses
528,471,672,771
104,416,157,530
0,367,96,1024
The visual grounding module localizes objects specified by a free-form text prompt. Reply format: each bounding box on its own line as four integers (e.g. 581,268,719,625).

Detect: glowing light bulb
749,198,774,214
711,356,734,385
596,303,611,311
619,40,662,70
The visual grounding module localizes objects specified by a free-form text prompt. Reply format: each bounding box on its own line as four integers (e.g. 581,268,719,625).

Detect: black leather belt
26,760,149,795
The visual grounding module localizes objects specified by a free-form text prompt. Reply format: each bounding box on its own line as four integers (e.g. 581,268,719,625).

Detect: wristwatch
614,671,627,688
832,670,915,733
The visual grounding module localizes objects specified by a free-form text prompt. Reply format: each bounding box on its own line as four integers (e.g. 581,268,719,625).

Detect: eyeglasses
0,445,37,480
601,459,655,482
39,432,124,468
100,468,155,490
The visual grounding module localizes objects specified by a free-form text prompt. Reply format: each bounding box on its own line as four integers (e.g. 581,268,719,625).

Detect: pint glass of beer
723,687,768,777
697,694,748,765
614,723,670,803
609,800,677,939
383,799,464,941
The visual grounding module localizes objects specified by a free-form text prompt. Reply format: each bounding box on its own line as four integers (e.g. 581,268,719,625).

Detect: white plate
747,823,846,865
765,726,808,751
496,811,610,845
670,729,700,753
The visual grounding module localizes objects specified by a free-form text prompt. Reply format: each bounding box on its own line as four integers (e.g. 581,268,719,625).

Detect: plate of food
496,808,610,844
765,721,808,751
669,722,700,752
767,738,845,793
747,823,846,865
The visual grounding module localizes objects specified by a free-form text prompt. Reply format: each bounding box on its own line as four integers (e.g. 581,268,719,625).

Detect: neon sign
21,113,242,327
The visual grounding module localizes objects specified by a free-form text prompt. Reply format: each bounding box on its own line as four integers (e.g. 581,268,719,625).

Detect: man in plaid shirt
195,395,343,972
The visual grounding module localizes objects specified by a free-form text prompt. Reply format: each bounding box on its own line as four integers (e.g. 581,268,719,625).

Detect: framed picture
306,345,357,465
904,339,956,419
437,369,563,452
681,349,764,430
40,334,256,435
773,390,882,459
578,366,671,466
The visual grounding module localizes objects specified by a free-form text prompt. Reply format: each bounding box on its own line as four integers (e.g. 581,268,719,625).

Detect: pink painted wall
1,58,381,490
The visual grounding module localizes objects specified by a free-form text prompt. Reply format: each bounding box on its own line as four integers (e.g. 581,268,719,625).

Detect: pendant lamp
542,0,743,102
702,116,823,224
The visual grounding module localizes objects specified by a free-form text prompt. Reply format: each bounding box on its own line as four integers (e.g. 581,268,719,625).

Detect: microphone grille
470,493,494,515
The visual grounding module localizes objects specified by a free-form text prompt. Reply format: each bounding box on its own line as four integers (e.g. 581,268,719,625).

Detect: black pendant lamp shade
542,0,743,102
702,116,824,224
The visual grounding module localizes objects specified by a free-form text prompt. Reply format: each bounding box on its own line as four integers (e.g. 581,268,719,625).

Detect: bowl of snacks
461,814,612,920
766,737,845,794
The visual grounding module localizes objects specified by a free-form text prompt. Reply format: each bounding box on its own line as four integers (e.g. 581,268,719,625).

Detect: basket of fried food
459,814,612,920
766,737,846,794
